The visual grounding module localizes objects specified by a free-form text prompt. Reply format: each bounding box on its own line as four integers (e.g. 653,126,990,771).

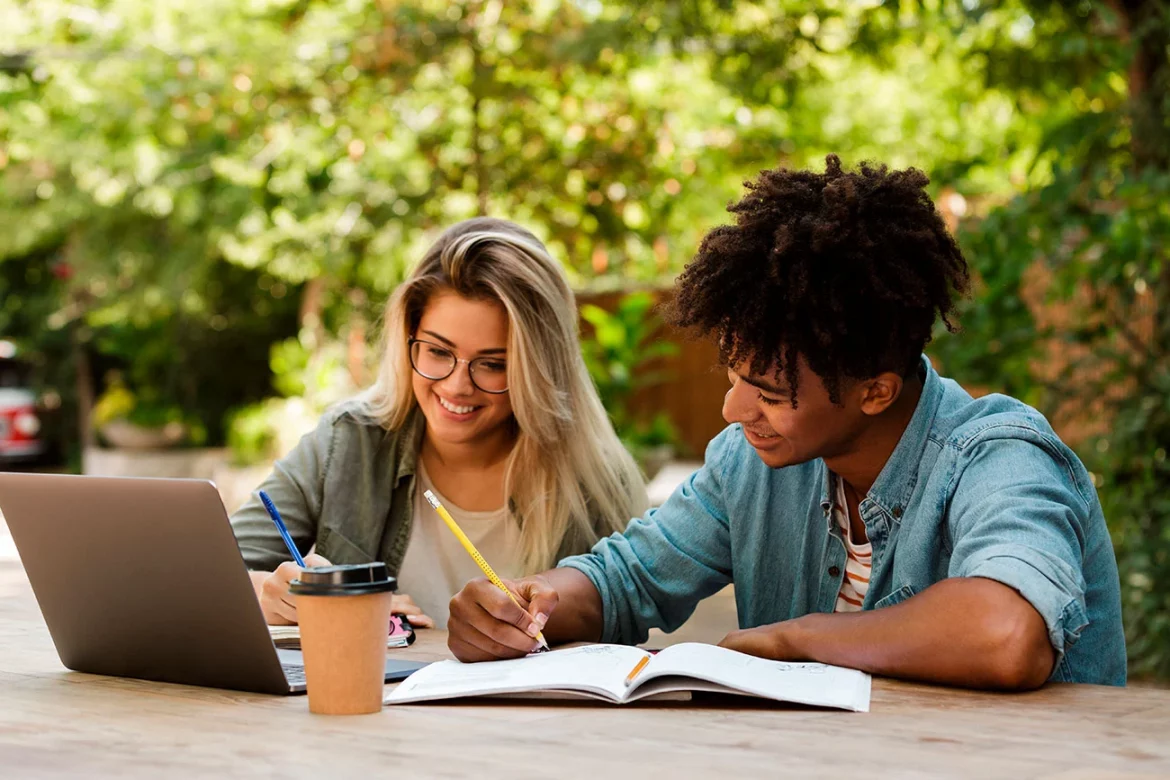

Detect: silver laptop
0,472,427,695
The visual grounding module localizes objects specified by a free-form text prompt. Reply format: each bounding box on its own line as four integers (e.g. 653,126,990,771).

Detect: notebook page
267,626,300,642
385,644,649,704
635,642,871,712
267,625,409,649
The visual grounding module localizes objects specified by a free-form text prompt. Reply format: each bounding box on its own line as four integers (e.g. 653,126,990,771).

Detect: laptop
0,472,428,695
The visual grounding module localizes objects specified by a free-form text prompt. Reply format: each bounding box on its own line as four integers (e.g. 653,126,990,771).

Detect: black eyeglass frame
407,337,510,394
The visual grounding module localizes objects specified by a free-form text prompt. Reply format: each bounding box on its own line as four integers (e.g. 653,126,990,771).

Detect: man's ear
858,371,904,416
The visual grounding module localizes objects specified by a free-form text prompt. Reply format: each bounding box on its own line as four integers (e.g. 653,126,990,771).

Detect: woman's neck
419,425,516,512
420,424,516,474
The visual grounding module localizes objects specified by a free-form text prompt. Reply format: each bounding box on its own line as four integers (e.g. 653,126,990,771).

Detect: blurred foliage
89,373,136,428
227,327,359,465
91,369,208,443
930,1,1170,678
0,0,1043,450
581,291,681,470
2,0,1170,675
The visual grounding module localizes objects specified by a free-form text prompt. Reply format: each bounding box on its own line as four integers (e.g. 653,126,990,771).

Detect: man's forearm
767,578,1055,690
540,568,606,645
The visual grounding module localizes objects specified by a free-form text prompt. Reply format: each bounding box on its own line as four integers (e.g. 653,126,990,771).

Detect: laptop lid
0,473,302,695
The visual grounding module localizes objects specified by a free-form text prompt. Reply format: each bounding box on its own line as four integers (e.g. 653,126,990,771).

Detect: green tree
641,0,1170,679
927,0,1170,678
0,0,774,445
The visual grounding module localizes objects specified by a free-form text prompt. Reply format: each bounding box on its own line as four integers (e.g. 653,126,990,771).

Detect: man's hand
716,579,1056,691
718,622,800,660
447,575,559,662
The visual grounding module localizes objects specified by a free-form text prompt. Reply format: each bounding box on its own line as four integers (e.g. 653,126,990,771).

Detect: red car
0,343,48,466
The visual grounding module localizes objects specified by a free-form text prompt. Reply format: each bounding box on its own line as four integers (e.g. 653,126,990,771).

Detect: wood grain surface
1,561,1168,779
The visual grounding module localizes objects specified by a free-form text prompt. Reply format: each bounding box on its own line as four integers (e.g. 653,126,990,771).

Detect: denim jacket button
828,565,841,578
892,505,903,519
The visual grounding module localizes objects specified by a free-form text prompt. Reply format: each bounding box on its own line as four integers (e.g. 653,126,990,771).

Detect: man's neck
824,375,924,498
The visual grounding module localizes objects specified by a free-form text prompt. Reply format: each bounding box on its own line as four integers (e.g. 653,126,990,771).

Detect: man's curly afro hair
668,154,971,406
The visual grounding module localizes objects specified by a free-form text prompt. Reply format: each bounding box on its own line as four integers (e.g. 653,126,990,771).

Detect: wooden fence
576,288,729,460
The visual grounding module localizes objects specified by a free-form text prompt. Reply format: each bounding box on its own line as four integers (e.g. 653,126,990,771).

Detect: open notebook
385,643,871,712
267,625,412,650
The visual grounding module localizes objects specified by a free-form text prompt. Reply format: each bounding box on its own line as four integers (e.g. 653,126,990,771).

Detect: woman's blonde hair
361,217,647,572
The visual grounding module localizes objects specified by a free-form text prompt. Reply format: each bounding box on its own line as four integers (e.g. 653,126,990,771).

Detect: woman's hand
252,553,332,625
251,556,436,628
390,593,435,628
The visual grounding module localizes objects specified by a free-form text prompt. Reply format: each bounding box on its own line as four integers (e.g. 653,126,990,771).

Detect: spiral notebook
267,625,412,650
384,642,871,711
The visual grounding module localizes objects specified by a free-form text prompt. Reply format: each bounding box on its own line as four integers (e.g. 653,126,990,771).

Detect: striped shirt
832,475,872,612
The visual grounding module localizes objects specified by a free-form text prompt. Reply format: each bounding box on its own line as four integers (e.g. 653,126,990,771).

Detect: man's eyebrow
420,330,506,355
736,371,788,396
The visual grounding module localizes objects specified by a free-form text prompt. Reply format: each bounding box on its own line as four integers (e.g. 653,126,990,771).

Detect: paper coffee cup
290,563,397,715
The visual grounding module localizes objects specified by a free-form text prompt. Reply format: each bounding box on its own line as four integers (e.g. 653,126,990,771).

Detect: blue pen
258,490,306,567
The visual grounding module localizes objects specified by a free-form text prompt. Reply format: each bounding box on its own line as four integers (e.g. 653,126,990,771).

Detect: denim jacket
561,357,1127,685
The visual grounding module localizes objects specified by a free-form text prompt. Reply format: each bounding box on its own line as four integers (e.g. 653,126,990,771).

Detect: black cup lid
289,563,397,596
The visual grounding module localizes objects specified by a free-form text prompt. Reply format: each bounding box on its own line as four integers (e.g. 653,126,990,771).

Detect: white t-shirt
395,462,523,629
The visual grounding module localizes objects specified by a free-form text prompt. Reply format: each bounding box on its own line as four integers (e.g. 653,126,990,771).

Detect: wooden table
2,561,1169,779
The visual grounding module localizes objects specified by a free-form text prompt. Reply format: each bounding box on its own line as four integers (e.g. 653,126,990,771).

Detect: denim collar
392,406,426,486
818,355,942,524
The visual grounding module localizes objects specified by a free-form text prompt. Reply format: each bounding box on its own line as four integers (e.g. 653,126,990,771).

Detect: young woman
231,217,647,629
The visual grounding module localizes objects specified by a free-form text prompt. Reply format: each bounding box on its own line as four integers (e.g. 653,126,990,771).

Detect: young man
447,156,1126,689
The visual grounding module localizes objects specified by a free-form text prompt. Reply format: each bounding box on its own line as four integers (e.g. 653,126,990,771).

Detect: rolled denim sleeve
229,415,333,570
559,429,736,646
947,435,1092,665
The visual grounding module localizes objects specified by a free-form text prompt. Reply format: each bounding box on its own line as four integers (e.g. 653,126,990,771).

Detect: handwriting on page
763,661,827,674
643,642,868,709
388,643,649,702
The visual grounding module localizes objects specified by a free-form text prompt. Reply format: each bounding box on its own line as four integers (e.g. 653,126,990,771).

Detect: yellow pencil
623,655,650,687
423,489,550,651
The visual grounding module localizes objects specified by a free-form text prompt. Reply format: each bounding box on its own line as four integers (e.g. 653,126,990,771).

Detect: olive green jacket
229,400,600,573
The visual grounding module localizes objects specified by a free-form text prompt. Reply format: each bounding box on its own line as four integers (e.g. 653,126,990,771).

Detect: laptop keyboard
282,664,307,686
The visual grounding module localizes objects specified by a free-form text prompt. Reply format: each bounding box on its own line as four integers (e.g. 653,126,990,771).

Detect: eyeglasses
408,338,509,394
